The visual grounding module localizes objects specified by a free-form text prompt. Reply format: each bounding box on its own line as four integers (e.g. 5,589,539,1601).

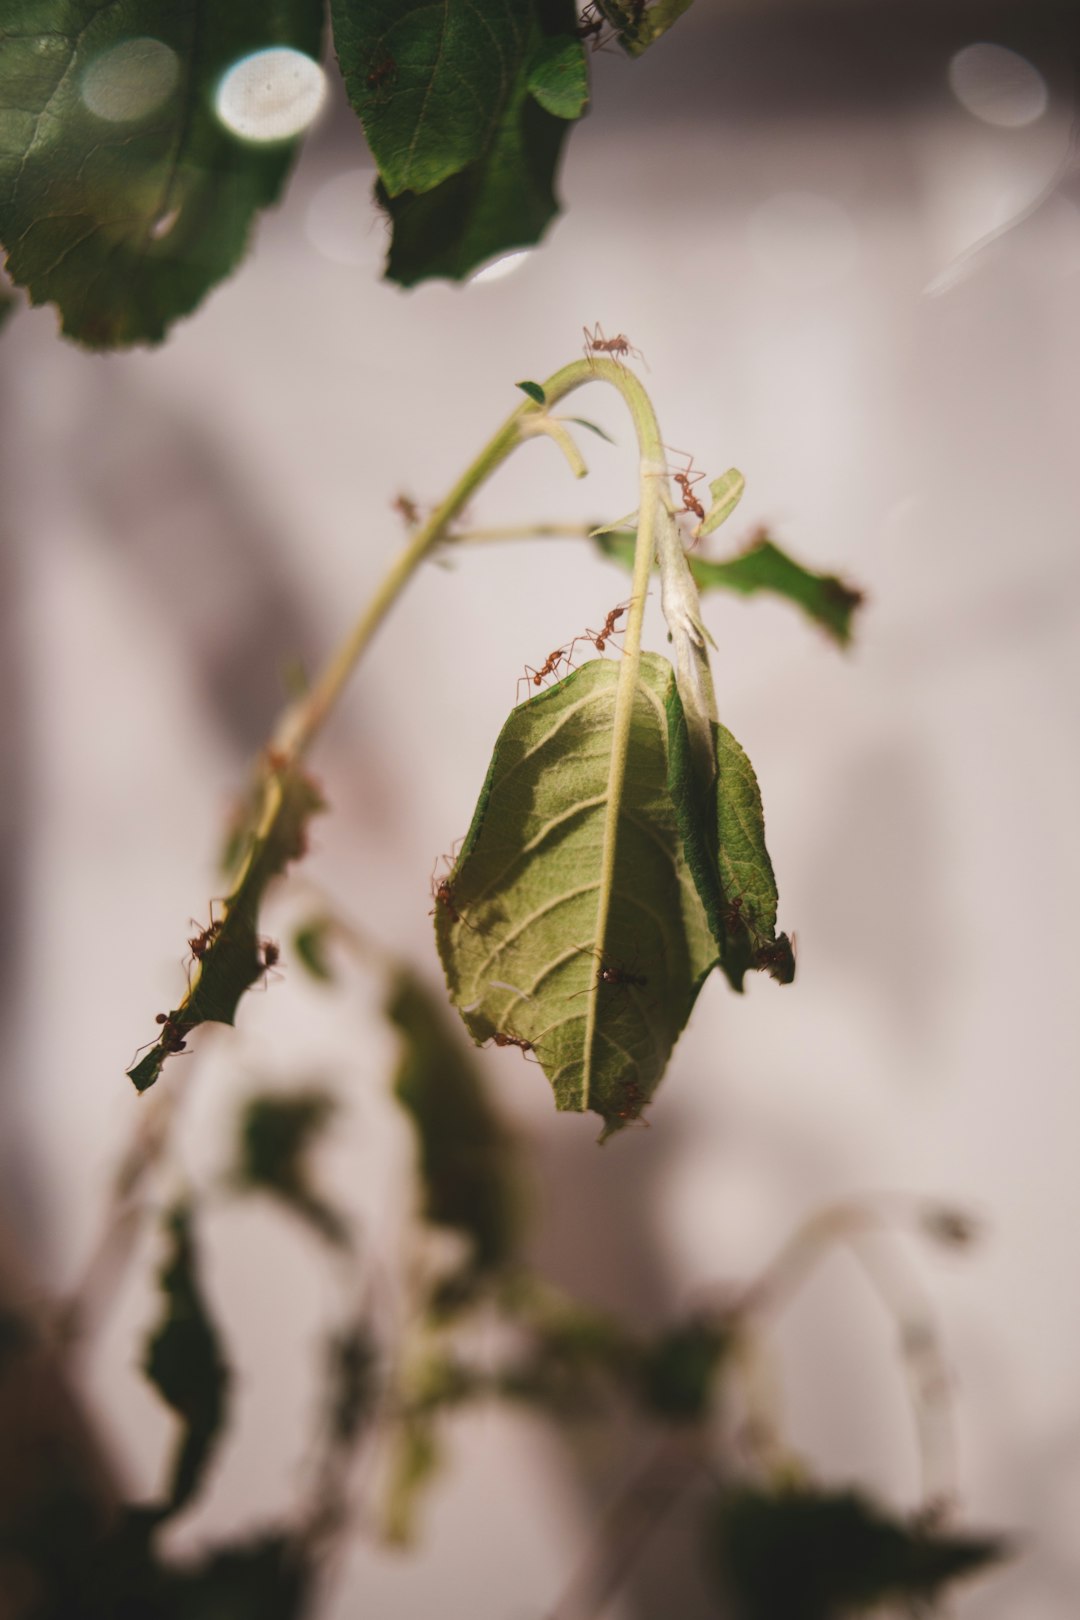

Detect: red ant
258,938,281,977
392,493,420,527
667,447,707,524
429,855,476,931
613,1078,650,1126
722,895,744,933
585,600,630,654
569,946,648,999
154,1011,192,1055
484,1030,541,1063
754,932,796,983
365,53,397,97
582,323,646,368
575,2,610,47
517,640,578,704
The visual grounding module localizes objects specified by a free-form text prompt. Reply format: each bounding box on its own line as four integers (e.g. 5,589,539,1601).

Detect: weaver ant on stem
130,1010,192,1068
583,322,646,369
666,447,707,525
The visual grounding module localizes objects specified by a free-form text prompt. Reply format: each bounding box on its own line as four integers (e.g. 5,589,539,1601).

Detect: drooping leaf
142,1204,229,1518
127,762,324,1092
0,0,324,347
698,467,745,537
386,968,519,1273
591,526,864,649
707,1484,1007,1620
293,916,337,983
517,379,547,405
603,0,697,56
691,533,865,648
365,3,588,286
231,1090,350,1248
668,701,794,991
436,653,716,1135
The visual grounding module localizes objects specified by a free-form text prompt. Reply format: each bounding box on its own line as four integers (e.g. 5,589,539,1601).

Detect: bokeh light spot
948,44,1048,128
214,47,327,143
81,38,179,123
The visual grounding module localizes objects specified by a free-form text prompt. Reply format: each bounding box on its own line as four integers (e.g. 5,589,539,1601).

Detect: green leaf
142,1204,229,1519
293,916,336,983
365,2,587,286
707,1484,1008,1620
691,534,865,648
127,762,325,1092
668,703,794,991
517,379,547,405
603,0,697,56
698,467,745,537
566,416,616,444
231,1090,350,1248
386,968,519,1273
436,653,716,1135
0,280,14,332
0,0,324,347
592,523,863,650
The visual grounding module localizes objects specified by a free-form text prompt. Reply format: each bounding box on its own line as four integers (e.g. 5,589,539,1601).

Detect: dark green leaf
436,654,717,1135
0,280,14,331
708,1484,1008,1620
142,1204,229,1518
367,3,587,286
0,1,324,347
592,524,864,650
668,700,794,991
517,379,547,404
386,968,519,1272
567,416,616,444
334,0,529,196
127,762,325,1092
293,916,337,983
640,1315,726,1422
232,1090,350,1248
691,533,865,648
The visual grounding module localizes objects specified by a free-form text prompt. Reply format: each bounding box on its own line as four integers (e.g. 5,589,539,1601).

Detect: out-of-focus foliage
142,1204,230,1518
707,1484,1007,1620
231,1089,351,1247
0,0,323,345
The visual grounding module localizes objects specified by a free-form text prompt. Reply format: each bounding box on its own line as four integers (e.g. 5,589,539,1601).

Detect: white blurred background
2,2,1080,1614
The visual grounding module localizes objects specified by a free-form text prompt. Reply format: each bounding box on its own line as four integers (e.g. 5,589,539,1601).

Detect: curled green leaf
698,467,746,537
516,379,547,405
436,653,715,1135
